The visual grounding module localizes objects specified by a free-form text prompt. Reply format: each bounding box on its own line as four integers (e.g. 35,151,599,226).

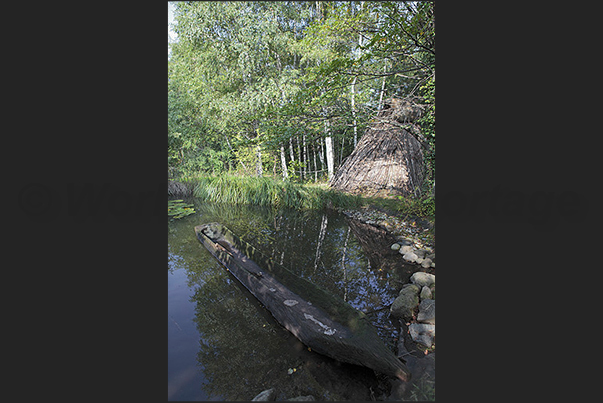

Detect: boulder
396,238,413,246
399,245,414,254
414,249,427,259
410,272,435,287
402,252,418,263
390,284,420,320
419,286,432,300
252,388,276,401
417,299,435,325
409,323,435,347
421,258,432,269
391,243,401,251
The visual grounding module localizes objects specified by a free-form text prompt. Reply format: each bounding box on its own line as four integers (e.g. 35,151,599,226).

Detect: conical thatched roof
330,98,424,198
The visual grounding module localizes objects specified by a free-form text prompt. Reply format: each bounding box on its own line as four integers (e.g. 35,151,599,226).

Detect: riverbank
169,176,361,210
169,176,434,225
342,207,435,401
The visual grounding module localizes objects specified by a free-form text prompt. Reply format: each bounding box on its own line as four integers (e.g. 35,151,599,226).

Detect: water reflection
168,201,416,400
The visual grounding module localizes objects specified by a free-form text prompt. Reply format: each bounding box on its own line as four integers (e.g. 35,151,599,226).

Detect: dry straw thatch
330,97,425,198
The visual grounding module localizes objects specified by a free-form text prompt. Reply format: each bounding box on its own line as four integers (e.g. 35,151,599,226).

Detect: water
168,200,419,401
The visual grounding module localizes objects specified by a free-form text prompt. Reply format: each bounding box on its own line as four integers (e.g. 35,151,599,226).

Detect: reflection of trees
169,202,409,399
192,271,299,400
191,269,380,401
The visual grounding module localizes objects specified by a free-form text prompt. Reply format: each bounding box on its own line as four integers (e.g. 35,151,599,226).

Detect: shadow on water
168,200,420,401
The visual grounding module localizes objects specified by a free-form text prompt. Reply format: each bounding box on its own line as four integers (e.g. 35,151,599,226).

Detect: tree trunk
318,138,324,169
378,62,387,111
351,75,358,147
313,144,318,182
325,121,334,182
280,144,288,180
302,133,307,181
256,144,263,177
297,136,302,180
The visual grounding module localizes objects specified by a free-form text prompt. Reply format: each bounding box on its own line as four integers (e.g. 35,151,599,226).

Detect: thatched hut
330,97,425,198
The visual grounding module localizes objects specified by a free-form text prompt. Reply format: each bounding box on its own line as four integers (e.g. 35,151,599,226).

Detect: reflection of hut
330,97,424,197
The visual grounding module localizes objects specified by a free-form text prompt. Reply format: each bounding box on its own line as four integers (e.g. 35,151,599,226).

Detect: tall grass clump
189,175,360,210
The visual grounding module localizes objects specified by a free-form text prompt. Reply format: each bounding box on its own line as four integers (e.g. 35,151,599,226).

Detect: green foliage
186,175,360,210
396,195,435,218
418,66,435,194
168,1,435,191
168,199,196,220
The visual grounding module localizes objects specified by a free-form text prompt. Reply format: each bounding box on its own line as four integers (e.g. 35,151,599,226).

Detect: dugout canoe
194,222,411,382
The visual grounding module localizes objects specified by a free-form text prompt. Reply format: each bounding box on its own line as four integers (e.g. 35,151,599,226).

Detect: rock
252,388,276,401
286,396,315,401
426,253,436,262
417,299,435,324
410,272,435,287
420,286,432,300
430,262,435,268
390,243,401,251
403,252,418,263
421,258,432,269
399,245,414,254
409,323,435,347
416,257,424,264
400,283,420,293
390,284,420,320
400,238,413,246
414,249,427,259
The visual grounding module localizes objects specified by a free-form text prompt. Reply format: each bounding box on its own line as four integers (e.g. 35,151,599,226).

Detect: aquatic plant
168,199,196,220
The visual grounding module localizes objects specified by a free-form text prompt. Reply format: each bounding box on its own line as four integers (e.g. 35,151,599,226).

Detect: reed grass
178,175,361,210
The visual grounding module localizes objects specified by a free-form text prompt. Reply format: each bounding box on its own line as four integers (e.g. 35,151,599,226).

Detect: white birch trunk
256,144,263,177
302,133,307,181
280,144,288,180
325,121,334,182
378,63,387,111
351,75,358,147
313,144,318,182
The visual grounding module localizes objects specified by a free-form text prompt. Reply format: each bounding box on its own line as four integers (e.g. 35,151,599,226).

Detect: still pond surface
168,200,418,401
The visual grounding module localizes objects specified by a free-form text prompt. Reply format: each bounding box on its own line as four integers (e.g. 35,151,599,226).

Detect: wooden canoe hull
195,222,411,382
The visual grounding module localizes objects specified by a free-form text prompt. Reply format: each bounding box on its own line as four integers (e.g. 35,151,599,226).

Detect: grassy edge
172,175,361,210
170,176,435,226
